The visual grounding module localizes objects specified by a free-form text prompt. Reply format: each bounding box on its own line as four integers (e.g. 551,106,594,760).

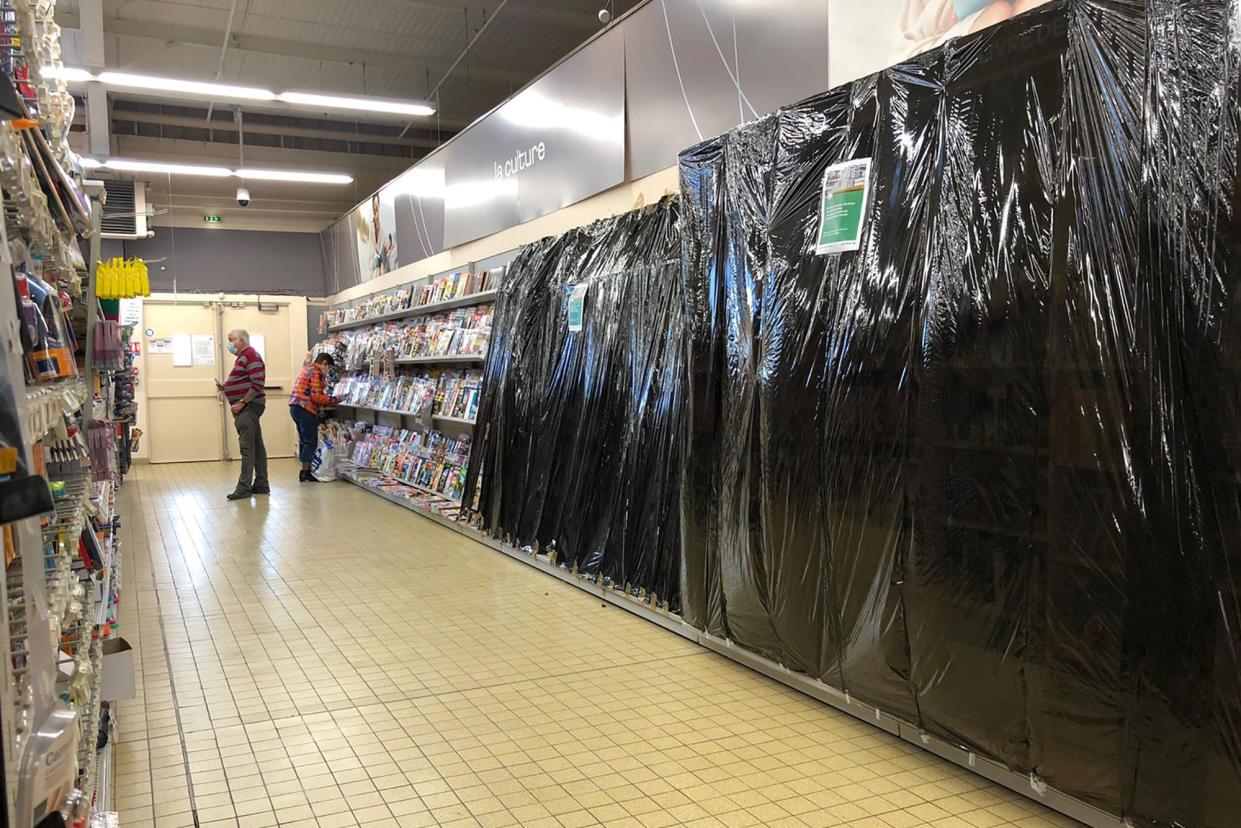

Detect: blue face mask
227,341,239,355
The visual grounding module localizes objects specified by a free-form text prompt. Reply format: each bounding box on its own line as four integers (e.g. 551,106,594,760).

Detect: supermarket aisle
110,461,1078,828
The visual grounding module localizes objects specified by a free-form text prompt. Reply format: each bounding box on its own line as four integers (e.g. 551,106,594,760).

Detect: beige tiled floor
111,459,1080,828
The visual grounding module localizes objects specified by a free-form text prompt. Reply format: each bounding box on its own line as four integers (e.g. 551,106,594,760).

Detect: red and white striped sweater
221,346,266,405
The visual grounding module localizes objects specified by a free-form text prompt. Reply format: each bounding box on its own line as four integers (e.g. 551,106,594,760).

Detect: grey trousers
233,401,269,490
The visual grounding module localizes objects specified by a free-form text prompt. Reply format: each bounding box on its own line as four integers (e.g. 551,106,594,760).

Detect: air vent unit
100,179,149,239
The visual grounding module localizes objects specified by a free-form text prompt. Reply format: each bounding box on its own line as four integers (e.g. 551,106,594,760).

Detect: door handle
264,385,283,390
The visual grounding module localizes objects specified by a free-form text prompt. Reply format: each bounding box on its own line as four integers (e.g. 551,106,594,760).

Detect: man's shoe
226,488,252,501
298,470,316,483
252,486,271,495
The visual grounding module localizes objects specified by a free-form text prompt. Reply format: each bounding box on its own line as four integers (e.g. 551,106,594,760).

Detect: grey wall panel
321,216,361,295
307,302,328,346
391,157,445,266
625,0,830,181
442,28,625,248
125,227,328,296
100,238,125,260
320,0,846,277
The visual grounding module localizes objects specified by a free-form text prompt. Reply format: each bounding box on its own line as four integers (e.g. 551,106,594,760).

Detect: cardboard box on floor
100,638,134,701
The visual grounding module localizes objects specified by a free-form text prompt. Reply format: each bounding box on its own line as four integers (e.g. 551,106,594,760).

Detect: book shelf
335,407,479,428
325,266,502,330
319,252,512,524
327,289,499,332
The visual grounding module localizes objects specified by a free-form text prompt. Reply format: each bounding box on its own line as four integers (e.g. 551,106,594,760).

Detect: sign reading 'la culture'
495,142,547,181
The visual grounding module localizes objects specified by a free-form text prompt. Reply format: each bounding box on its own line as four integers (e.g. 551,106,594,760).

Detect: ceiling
55,0,641,233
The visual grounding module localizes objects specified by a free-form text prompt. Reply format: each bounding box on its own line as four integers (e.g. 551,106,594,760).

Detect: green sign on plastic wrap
816,157,872,254
567,284,588,332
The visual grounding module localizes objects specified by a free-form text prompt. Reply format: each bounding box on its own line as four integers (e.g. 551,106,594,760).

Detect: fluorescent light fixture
103,158,234,177
277,91,435,117
41,65,95,82
46,67,432,118
237,168,353,184
97,70,276,101
85,157,351,183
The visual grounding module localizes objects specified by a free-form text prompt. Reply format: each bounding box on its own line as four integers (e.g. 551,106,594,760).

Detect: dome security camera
598,8,611,23
236,186,251,207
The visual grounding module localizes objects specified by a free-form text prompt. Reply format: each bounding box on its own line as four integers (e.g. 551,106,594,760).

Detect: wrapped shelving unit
676,2,1241,826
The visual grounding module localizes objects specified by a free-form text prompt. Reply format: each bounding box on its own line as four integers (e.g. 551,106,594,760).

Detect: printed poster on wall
816,158,872,254
353,189,399,282
828,0,1056,86
119,297,143,327
172,335,192,366
191,334,215,366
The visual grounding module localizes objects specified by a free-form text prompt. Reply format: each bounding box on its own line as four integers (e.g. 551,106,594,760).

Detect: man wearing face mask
217,329,269,500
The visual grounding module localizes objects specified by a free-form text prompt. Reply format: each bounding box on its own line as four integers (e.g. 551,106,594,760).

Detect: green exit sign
203,214,223,224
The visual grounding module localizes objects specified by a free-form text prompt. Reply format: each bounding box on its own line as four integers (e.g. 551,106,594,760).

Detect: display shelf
24,379,89,443
0,8,117,824
432,414,476,428
328,290,499,332
334,404,476,428
85,482,116,621
336,402,422,417
396,354,486,366
95,735,113,815
391,474,462,504
340,471,462,524
93,538,113,629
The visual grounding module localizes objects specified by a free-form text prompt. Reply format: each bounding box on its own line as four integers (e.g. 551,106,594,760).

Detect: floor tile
108,461,1080,828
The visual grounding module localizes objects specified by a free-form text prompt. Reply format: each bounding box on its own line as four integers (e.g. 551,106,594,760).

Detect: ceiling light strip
276,92,435,117
97,70,277,101
79,157,353,184
49,66,435,117
236,168,354,184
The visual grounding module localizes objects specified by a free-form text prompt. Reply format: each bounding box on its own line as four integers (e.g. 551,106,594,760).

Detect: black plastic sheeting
464,197,684,609
678,1,1240,826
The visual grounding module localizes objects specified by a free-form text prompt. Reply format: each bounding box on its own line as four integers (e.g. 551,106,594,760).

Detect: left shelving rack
0,2,129,827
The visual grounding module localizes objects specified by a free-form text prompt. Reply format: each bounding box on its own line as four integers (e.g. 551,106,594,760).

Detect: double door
142,297,305,464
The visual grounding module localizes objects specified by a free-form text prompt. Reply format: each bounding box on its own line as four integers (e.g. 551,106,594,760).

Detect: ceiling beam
98,0,602,35
55,10,530,86
111,134,411,180
385,0,601,31
80,0,111,156
109,109,444,152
